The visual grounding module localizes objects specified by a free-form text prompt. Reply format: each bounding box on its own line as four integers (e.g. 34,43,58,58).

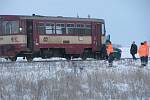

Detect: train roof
0,15,105,23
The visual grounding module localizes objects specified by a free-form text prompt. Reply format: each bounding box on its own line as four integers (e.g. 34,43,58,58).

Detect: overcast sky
0,0,150,46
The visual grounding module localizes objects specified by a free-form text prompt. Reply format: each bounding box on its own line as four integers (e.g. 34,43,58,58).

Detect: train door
26,20,33,50
97,23,105,49
95,23,101,51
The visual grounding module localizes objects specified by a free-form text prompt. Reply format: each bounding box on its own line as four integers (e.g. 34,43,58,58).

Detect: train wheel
65,55,71,60
5,57,9,61
9,57,17,61
26,56,33,62
95,53,100,60
81,53,87,60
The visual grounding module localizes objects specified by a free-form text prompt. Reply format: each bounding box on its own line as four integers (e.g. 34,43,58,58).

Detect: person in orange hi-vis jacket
144,41,149,65
106,41,114,67
138,42,147,66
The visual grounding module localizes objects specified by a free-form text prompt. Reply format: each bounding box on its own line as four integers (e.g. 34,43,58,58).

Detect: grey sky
0,0,150,46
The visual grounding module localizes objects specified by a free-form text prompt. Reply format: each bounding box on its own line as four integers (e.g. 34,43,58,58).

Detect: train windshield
0,20,19,35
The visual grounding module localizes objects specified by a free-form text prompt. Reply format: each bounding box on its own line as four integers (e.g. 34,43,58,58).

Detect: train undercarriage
4,48,102,62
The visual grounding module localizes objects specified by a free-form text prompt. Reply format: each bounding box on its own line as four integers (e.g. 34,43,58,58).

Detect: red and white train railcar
0,15,106,61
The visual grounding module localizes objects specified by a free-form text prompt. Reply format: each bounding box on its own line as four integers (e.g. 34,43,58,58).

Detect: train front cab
0,16,28,61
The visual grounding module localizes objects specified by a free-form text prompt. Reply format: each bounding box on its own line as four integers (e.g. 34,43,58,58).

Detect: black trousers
131,53,136,60
145,56,148,65
140,56,146,66
108,53,114,64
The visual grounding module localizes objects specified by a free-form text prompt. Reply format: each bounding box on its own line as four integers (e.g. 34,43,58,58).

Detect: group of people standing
101,40,149,67
130,41,149,66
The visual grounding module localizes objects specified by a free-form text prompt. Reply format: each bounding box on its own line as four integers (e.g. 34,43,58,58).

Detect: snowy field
0,47,150,100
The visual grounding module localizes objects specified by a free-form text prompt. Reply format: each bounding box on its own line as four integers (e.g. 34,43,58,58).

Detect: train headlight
19,27,23,32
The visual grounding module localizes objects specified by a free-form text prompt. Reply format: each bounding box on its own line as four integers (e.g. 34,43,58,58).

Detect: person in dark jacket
100,44,108,59
130,41,137,60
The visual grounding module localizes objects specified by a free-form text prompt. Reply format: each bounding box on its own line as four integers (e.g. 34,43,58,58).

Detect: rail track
0,57,142,64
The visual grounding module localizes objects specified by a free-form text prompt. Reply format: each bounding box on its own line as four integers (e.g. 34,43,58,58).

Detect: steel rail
0,57,142,64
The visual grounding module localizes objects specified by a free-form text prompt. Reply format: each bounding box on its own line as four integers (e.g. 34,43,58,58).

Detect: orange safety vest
138,45,147,57
107,44,114,55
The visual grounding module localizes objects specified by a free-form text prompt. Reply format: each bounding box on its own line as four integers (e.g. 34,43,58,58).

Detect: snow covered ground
0,47,150,100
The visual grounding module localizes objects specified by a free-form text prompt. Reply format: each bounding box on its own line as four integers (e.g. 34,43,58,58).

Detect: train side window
56,23,65,34
11,21,19,34
46,23,55,34
67,24,74,27
77,23,85,28
77,24,81,27
2,22,5,34
3,21,19,34
66,23,75,34
6,22,12,34
76,23,85,35
85,28,91,35
76,24,91,35
85,24,91,29
85,24,92,35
